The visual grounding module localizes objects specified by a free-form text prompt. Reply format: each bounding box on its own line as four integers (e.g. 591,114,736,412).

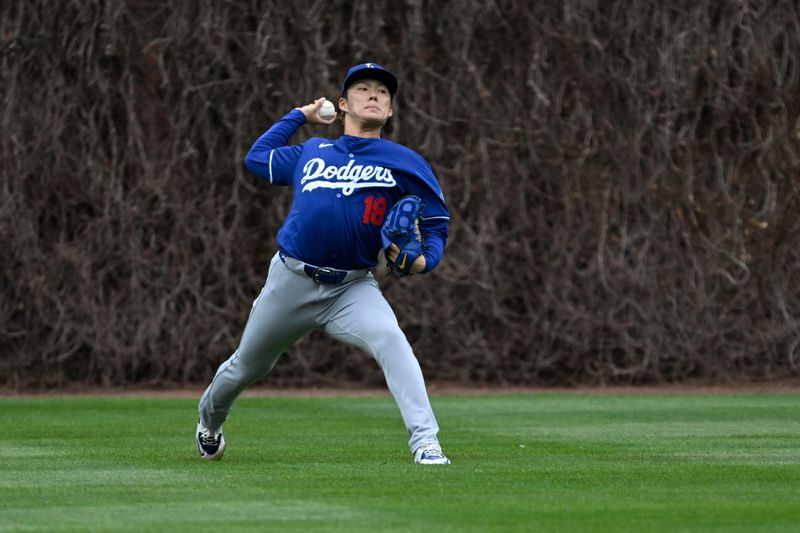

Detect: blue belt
303,264,347,284
279,251,351,285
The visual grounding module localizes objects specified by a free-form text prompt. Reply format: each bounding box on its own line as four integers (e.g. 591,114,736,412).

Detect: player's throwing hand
298,97,337,125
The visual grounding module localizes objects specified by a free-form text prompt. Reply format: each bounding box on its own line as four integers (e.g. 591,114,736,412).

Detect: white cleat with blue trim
196,420,226,460
414,443,451,465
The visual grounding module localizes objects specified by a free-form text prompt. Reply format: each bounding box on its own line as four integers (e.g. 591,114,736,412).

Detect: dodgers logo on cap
341,63,399,96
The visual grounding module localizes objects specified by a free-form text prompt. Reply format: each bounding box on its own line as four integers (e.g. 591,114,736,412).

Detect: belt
278,251,368,285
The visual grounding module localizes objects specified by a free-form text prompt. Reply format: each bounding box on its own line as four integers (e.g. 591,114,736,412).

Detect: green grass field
1,392,798,532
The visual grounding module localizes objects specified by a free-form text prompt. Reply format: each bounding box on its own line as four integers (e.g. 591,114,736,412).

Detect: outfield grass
0,392,799,532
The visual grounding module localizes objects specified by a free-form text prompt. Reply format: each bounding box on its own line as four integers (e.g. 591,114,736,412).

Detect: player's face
340,79,393,127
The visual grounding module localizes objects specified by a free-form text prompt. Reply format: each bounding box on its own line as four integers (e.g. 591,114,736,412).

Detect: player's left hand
387,243,426,274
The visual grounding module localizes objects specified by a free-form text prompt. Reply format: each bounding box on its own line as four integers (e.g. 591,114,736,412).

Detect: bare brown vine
1,0,799,389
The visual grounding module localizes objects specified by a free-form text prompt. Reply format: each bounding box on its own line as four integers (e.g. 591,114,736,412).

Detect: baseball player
196,63,451,465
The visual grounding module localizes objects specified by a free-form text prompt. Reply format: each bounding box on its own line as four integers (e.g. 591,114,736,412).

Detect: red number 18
362,195,387,226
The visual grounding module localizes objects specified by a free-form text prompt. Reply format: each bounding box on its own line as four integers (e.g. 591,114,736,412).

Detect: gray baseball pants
198,252,441,454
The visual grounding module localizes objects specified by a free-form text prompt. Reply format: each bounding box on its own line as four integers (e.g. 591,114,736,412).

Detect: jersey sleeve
407,161,450,273
419,216,448,273
244,109,306,185
408,161,449,221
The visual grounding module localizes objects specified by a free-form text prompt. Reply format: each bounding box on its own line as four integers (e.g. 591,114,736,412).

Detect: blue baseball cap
340,62,399,97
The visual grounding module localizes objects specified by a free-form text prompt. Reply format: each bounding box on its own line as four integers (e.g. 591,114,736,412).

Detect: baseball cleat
196,420,226,460
414,443,451,465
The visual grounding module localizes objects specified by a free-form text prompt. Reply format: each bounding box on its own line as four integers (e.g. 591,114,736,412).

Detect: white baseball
318,99,335,119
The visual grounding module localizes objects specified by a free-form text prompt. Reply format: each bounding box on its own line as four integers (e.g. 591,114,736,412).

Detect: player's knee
370,326,412,356
224,349,275,385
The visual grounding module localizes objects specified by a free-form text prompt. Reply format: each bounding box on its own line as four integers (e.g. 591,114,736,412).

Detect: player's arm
418,217,448,273
409,162,450,274
244,109,306,183
385,216,448,274
244,98,336,182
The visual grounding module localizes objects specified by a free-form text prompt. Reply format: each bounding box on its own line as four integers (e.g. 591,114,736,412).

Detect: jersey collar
337,135,382,151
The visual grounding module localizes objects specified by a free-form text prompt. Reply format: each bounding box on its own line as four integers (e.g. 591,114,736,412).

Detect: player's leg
321,275,443,456
198,253,315,433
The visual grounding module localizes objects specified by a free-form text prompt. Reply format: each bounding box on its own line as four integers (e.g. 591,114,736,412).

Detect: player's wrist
291,107,310,123
411,255,426,274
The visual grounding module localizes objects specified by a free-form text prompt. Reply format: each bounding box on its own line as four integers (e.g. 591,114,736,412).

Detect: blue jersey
244,109,450,271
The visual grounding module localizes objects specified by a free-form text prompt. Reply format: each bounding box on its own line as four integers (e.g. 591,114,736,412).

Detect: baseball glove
381,195,424,277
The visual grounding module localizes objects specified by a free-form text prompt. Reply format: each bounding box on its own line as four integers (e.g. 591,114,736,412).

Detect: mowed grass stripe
0,393,798,532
